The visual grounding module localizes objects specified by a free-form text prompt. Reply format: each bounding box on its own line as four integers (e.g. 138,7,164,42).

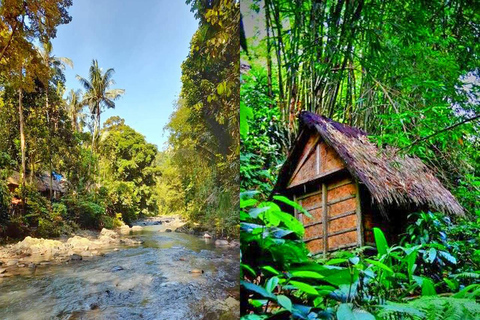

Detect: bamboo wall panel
300,192,322,210
327,183,356,202
305,223,323,239
328,230,357,250
328,198,356,217
319,141,345,173
302,207,322,225
328,215,357,234
290,152,317,186
306,238,324,254
289,134,320,187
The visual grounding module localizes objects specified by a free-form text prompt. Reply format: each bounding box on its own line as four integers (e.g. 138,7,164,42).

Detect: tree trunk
18,87,26,214
46,87,54,200
265,0,273,101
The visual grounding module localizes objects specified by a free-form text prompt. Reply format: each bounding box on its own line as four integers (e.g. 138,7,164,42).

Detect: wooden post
293,194,298,220
322,183,328,256
355,182,364,246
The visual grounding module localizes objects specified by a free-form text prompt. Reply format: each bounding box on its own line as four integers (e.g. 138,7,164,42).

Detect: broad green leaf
273,195,312,217
248,299,267,308
241,280,275,299
240,198,258,208
249,206,269,218
261,265,280,275
365,258,394,274
325,258,349,265
276,295,292,312
421,278,436,296
290,280,319,295
240,101,253,138
270,210,305,237
290,271,324,279
265,276,279,293
439,251,457,264
241,314,268,320
407,250,418,281
241,263,256,277
373,227,388,256
426,247,437,263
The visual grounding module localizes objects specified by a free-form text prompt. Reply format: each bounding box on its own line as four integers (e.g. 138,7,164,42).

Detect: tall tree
0,0,72,211
66,89,85,132
76,59,125,150
38,41,73,199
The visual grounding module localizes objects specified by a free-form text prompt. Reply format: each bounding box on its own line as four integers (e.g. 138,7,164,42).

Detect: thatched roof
274,111,464,216
7,171,66,193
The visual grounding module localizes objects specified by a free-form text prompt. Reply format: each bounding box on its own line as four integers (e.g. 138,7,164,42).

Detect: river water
0,223,240,320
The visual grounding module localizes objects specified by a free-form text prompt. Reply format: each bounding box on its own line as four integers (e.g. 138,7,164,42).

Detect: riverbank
0,216,181,277
0,215,238,278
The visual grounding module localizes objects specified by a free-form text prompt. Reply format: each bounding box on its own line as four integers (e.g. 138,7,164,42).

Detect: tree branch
398,114,480,152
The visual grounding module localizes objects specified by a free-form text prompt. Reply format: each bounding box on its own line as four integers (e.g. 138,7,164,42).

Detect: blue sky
51,0,198,149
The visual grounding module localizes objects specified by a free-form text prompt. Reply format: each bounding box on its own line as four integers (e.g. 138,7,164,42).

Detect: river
0,220,240,320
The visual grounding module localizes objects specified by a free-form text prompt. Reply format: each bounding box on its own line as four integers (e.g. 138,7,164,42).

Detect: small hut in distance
273,111,464,255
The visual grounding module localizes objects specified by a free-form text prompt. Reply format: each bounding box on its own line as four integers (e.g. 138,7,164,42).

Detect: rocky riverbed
0,216,240,319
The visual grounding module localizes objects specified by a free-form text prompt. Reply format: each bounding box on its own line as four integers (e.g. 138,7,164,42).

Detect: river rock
0,273,13,278
0,268,6,274
66,236,91,251
224,297,240,309
70,254,83,261
214,239,229,246
111,266,124,272
131,226,143,232
13,236,64,256
229,240,240,247
165,229,172,233
203,233,212,239
6,259,18,266
118,225,131,235
190,269,204,274
98,228,118,244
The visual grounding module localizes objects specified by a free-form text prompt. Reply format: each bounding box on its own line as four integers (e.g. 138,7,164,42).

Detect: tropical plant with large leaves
76,59,125,149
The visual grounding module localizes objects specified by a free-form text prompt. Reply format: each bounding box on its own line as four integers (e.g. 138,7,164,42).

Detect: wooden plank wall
291,136,363,255
288,137,345,188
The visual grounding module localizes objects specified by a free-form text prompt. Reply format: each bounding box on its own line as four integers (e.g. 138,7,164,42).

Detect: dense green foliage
240,195,480,320
156,0,240,237
241,0,480,215
98,117,159,224
241,0,480,318
0,1,162,240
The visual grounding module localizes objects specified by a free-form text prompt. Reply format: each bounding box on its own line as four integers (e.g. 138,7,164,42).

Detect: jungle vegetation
240,0,480,319
0,0,240,241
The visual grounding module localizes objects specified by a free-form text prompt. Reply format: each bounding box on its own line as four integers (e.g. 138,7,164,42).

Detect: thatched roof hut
7,171,66,194
273,112,463,255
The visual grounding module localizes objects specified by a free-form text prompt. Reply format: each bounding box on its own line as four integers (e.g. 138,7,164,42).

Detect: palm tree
76,59,125,149
66,89,86,132
38,41,73,199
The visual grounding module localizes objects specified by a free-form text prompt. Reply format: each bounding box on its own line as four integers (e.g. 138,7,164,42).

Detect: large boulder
118,225,131,235
66,236,92,251
131,226,143,232
98,228,118,244
13,236,65,256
